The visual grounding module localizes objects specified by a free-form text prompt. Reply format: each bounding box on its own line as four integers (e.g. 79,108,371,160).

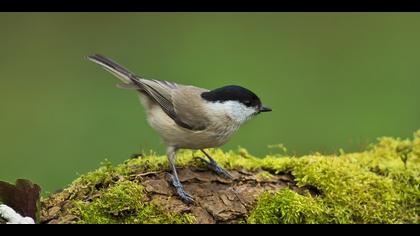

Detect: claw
168,174,195,204
197,156,233,179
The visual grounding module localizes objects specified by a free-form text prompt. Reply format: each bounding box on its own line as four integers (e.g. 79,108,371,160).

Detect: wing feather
137,79,209,130
88,54,208,130
171,86,209,131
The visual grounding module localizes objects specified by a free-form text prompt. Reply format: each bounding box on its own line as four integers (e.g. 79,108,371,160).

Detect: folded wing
88,54,209,131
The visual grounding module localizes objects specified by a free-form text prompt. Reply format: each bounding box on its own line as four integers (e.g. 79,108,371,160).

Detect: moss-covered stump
41,167,309,224
41,131,420,224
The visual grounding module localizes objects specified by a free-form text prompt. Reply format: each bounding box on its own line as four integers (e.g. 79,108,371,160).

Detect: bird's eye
243,100,252,106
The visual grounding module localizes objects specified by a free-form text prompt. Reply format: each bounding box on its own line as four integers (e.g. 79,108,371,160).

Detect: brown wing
138,79,209,131
171,85,210,131
87,54,208,130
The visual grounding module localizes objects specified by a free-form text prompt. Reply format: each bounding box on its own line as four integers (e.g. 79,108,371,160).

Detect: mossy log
42,166,316,224
39,131,420,224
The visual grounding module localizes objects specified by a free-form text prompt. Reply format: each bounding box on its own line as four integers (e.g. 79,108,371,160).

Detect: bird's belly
171,131,229,149
146,106,235,150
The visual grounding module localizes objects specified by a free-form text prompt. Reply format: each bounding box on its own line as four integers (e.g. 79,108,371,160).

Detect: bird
87,54,272,203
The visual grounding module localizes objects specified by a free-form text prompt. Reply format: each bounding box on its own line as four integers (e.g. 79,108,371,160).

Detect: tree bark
40,166,313,224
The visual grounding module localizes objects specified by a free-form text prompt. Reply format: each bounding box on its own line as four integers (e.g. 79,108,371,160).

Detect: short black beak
259,105,272,113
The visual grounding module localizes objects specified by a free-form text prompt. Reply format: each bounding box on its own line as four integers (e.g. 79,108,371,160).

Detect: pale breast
138,89,241,150
145,104,238,149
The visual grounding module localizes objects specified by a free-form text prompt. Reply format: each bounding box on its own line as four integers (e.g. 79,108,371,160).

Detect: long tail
87,54,140,86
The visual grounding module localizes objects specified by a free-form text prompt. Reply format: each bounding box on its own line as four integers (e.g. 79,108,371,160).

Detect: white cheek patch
207,101,256,125
229,102,257,124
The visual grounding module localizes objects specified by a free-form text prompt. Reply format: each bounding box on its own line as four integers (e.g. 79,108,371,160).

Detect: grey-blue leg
199,149,233,179
167,147,194,203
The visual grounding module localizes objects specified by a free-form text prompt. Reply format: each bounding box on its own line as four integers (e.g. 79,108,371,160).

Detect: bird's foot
168,174,194,204
198,157,233,179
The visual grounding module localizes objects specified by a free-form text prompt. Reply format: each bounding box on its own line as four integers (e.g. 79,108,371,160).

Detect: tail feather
87,54,139,85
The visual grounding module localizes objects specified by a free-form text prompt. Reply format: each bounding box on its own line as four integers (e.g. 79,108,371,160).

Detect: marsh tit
88,54,272,203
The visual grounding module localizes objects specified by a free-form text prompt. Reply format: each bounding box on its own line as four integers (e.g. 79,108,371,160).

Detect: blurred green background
0,13,419,193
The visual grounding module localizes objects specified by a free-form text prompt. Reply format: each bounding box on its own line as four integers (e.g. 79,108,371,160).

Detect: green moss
50,130,419,224
248,130,420,224
247,189,326,224
256,171,275,181
74,181,195,224
113,148,266,177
